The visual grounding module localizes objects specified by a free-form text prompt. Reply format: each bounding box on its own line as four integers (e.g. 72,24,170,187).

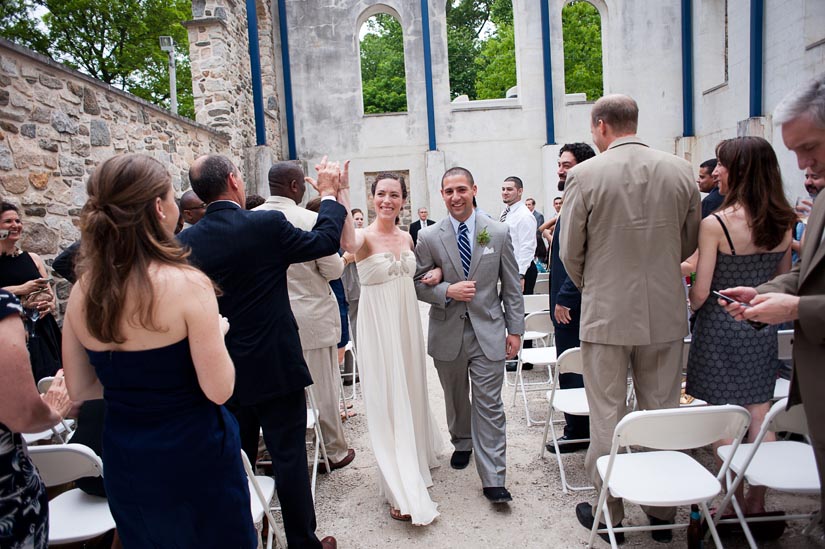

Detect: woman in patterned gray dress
0,290,72,548
686,136,796,514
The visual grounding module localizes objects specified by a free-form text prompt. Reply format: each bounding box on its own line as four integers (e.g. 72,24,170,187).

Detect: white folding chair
773,330,794,400
533,277,550,295
504,296,552,388
539,348,593,493
305,385,330,501
715,398,821,549
242,451,286,549
522,293,550,314
27,443,116,545
588,405,751,548
511,310,556,426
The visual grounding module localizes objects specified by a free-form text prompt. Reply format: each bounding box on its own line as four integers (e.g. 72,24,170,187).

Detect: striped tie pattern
458,222,471,278
499,206,510,222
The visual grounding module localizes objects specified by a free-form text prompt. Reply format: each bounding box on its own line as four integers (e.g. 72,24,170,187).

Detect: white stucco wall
280,0,825,220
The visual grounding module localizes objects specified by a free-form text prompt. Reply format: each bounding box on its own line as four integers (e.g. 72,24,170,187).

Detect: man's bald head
180,189,206,224
268,161,306,203
591,94,639,135
590,94,639,152
188,155,238,204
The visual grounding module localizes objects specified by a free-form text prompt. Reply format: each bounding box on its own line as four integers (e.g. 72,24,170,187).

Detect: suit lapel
467,215,488,279
438,219,465,278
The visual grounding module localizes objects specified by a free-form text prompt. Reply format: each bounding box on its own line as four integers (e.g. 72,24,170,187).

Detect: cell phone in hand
712,290,748,307
0,229,8,240
712,290,767,330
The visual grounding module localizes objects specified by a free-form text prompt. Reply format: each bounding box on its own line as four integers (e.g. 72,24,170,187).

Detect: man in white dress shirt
500,176,538,294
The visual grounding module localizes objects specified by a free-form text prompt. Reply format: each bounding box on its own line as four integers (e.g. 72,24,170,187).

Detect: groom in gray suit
414,167,524,503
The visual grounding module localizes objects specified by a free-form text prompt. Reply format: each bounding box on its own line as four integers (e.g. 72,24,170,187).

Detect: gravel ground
298,302,823,549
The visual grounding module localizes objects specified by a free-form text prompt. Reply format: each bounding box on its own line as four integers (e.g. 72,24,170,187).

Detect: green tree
359,14,407,114
474,23,515,99
0,0,194,118
446,0,515,100
0,0,50,52
562,0,603,101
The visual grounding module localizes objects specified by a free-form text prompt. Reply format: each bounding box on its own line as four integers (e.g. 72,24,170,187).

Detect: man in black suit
547,143,596,454
178,154,342,549
409,207,435,246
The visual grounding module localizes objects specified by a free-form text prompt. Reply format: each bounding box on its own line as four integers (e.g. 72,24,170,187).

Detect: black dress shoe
647,515,673,542
546,435,590,454
483,487,512,503
521,363,534,371
576,502,625,544
450,450,472,469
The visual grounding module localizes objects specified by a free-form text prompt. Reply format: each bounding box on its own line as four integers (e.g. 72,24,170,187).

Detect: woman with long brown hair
62,153,256,547
686,136,795,517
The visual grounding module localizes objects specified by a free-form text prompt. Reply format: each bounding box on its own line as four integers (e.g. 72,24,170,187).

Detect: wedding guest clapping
0,290,71,548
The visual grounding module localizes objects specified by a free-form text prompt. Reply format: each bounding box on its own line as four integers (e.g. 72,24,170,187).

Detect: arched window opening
446,0,517,101
562,1,603,101
359,13,407,114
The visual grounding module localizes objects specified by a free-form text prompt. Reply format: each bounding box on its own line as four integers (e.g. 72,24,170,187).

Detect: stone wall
0,38,231,303
186,0,284,175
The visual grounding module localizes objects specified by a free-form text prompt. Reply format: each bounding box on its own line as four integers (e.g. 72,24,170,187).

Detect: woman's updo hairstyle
78,153,190,343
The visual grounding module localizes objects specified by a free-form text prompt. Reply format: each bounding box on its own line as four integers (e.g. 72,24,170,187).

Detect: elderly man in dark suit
409,207,435,246
178,154,344,549
721,74,825,519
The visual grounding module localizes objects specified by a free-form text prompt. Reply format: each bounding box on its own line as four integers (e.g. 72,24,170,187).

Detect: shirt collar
449,209,477,234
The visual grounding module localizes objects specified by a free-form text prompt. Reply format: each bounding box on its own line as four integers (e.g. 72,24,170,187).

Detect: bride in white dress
345,173,443,525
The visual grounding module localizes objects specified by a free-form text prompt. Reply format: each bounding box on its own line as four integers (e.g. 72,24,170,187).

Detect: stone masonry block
90,120,110,146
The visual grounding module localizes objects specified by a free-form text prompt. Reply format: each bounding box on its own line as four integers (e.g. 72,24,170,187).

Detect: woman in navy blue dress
62,154,256,548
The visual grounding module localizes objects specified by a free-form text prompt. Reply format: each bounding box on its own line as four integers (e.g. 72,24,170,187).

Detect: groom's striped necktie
458,222,471,278
499,206,510,222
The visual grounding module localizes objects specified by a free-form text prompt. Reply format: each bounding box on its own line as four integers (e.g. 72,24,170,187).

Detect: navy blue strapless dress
86,338,256,548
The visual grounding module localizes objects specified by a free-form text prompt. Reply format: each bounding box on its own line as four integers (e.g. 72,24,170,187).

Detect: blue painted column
278,0,297,159
749,0,764,118
540,0,555,145
245,0,266,146
420,0,437,151
681,0,694,137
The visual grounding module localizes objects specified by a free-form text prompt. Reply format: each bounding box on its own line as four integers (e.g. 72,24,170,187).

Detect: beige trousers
581,340,683,523
304,346,349,463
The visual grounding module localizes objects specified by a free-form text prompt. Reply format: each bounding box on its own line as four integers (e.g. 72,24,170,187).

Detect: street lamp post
159,36,177,115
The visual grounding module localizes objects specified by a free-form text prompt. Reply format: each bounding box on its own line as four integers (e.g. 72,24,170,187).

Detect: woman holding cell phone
0,201,62,380
685,137,795,518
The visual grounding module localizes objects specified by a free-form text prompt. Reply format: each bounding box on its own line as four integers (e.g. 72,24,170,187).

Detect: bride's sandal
389,507,412,522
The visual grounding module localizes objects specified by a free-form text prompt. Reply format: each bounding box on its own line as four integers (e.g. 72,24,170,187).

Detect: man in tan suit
256,161,355,471
559,94,700,542
721,75,825,517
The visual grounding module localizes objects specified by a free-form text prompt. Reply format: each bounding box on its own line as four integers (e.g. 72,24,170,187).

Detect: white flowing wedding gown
356,250,442,525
